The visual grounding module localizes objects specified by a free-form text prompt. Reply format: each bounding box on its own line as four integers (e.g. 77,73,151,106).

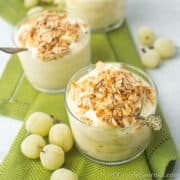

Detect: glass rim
64,62,158,130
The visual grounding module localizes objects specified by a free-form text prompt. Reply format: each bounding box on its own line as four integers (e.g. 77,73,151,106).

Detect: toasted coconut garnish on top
71,62,156,128
17,11,88,61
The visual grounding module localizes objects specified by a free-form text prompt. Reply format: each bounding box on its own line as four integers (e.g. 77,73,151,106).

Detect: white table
0,0,179,178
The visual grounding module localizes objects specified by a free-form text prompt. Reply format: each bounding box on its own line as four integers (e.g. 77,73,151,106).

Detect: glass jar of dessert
65,62,161,165
66,0,126,32
14,9,91,93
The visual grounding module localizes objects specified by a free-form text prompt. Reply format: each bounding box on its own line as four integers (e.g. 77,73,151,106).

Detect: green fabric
0,1,179,180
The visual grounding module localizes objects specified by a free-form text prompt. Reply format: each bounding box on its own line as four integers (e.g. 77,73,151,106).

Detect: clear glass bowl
65,62,157,165
66,0,126,32
13,8,91,93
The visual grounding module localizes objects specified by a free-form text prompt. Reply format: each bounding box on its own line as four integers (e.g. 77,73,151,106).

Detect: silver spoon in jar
0,47,28,54
137,114,162,131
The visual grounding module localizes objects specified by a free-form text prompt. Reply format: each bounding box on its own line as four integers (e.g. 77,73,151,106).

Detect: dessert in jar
14,10,91,93
65,62,159,165
66,0,126,32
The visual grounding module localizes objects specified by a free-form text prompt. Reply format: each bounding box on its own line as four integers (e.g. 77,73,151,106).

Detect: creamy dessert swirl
69,62,156,128
14,10,91,92
16,11,89,61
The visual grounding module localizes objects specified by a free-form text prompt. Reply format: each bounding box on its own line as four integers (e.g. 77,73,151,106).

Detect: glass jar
65,63,158,165
66,0,126,32
13,9,91,93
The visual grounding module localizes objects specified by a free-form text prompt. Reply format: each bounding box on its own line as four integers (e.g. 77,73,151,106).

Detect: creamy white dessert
66,62,157,163
66,0,126,31
14,11,91,92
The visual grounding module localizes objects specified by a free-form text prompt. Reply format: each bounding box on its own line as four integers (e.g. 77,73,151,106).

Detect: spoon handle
138,114,162,131
0,47,27,54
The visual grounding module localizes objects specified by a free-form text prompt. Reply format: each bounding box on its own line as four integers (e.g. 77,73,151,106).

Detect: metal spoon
137,114,162,131
0,47,28,54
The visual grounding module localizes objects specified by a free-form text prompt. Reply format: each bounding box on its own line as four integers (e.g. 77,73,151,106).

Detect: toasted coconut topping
70,62,156,128
17,11,88,61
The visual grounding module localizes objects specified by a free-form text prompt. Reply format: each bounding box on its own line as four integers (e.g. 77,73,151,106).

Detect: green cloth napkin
0,1,179,180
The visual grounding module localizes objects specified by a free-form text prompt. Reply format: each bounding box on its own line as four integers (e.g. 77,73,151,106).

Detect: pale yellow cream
66,63,157,163
66,0,126,31
15,11,91,92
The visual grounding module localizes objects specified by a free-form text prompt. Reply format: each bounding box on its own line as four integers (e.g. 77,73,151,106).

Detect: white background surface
0,0,179,178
